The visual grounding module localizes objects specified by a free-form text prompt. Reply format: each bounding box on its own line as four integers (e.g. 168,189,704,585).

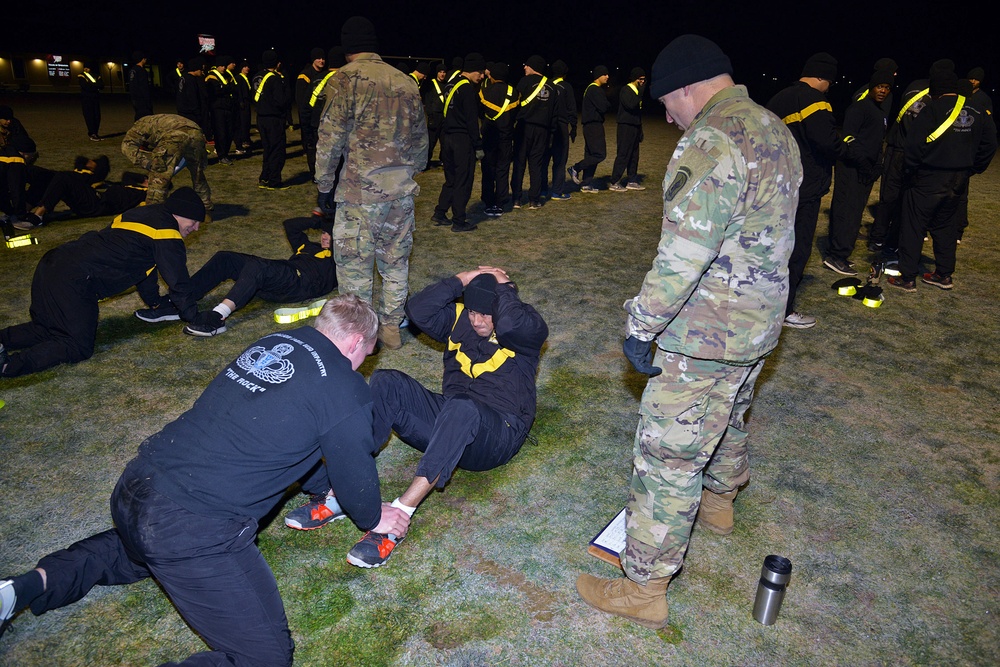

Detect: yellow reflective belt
83,72,96,83
5,234,37,249
896,88,930,123
274,298,328,324
0,155,26,165
480,85,517,120
926,96,966,143
446,304,516,378
175,67,182,78
857,89,869,101
521,76,548,107
207,70,227,86
254,71,276,102
433,79,445,103
444,78,469,117
111,216,183,240
239,72,250,87
410,72,420,85
781,100,833,125
310,70,337,107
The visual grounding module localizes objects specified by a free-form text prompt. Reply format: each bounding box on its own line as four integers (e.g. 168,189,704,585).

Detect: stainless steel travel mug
752,554,792,625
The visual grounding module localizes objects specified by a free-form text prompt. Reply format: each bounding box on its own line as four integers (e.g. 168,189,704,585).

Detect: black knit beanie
464,274,498,315
650,35,732,99
801,52,838,81
341,16,378,54
165,187,206,222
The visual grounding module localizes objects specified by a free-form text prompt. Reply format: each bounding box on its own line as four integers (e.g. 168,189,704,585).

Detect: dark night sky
7,0,998,109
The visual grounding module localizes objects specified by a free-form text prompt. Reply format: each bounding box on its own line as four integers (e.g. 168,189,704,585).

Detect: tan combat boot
575,574,670,629
696,488,738,535
378,324,402,350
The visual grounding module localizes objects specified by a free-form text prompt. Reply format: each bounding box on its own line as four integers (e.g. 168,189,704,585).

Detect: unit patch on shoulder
665,167,692,201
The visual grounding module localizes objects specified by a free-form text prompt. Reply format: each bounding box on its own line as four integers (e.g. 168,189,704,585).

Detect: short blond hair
314,293,378,343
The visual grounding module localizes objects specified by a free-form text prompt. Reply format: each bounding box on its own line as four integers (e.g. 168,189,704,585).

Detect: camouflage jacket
625,85,802,363
315,53,429,204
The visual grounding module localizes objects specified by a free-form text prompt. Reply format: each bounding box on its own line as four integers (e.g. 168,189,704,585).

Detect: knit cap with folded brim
650,35,733,99
165,187,206,222
341,16,378,54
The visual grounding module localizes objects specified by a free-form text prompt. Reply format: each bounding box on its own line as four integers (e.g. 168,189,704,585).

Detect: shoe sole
135,313,181,323
284,514,346,530
888,283,916,293
823,259,858,276
184,325,227,337
782,320,816,329
921,278,953,290
346,552,391,568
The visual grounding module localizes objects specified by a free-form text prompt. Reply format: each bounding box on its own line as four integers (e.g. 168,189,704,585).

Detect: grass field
1,94,998,666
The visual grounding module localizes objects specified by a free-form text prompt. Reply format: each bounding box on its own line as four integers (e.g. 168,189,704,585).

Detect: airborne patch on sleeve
664,146,717,205
665,167,691,201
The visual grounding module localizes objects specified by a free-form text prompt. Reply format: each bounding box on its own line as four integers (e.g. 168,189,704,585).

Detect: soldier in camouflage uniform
120,114,213,215
576,35,803,630
314,16,428,350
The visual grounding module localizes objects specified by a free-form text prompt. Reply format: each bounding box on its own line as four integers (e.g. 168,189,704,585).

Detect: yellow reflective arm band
111,218,184,240
781,101,834,125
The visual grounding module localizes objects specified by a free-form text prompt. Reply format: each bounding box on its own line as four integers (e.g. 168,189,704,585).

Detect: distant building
0,52,162,94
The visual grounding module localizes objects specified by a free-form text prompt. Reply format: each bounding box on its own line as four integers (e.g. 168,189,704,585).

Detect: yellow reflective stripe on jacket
432,78,445,103
297,73,311,83
447,304,516,378
896,88,930,123
627,82,642,109
926,95,966,143
521,76,548,107
479,85,518,120
254,71,276,102
310,70,337,107
110,216,183,240
781,100,833,125
444,78,470,116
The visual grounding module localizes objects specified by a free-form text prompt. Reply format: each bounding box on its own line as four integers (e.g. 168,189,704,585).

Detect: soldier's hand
317,191,335,217
623,336,661,376
569,125,577,142
475,149,485,161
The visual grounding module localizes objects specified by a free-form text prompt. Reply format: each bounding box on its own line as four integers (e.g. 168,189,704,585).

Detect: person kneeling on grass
134,215,338,336
0,295,410,664
0,188,205,378
284,266,548,568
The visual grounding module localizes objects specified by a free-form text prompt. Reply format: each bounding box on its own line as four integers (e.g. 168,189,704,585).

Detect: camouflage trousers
623,350,766,584
332,197,414,325
121,131,212,209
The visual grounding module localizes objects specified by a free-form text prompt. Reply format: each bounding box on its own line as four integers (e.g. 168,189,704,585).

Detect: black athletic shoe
431,213,451,226
346,531,401,568
134,304,181,323
823,257,858,276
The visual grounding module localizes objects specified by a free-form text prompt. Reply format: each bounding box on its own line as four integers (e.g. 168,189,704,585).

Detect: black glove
193,310,225,327
623,336,661,376
569,125,577,142
317,191,335,217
